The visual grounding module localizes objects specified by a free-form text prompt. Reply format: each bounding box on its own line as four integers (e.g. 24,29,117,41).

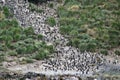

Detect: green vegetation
115,50,120,56
0,7,54,63
8,50,18,56
0,53,5,62
58,0,120,53
3,6,13,18
46,17,56,27
56,0,63,3
0,11,5,20
48,3,54,8
99,49,108,55
29,3,43,13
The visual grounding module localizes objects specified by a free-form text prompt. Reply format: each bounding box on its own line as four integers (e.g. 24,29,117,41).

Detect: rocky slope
0,0,120,80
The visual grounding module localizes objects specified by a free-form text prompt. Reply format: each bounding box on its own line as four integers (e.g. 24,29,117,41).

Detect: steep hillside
58,0,120,54
0,6,54,64
0,0,120,80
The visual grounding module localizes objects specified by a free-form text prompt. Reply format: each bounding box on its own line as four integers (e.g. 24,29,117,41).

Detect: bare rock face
0,72,82,80
0,72,22,79
0,71,120,80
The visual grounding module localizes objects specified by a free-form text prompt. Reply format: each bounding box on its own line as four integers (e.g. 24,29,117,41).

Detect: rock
2,62,8,67
36,76,41,80
112,76,120,80
87,77,95,80
25,78,31,80
10,62,17,66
